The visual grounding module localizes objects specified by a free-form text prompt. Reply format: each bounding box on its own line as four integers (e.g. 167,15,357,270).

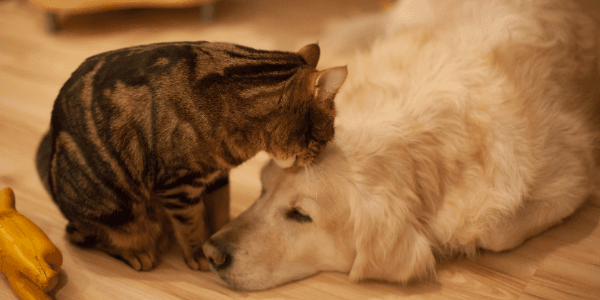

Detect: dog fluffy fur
203,0,600,290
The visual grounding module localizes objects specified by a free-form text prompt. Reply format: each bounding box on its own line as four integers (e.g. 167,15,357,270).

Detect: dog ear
348,193,436,283
347,145,437,283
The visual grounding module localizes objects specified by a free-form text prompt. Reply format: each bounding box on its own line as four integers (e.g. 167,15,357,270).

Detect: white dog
203,0,600,291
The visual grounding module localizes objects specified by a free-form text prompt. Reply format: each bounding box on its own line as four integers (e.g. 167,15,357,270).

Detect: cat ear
298,43,320,68
314,66,348,100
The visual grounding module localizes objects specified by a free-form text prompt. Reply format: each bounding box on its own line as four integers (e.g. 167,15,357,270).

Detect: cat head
266,44,347,172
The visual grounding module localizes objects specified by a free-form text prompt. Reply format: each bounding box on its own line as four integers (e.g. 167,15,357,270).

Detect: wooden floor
1,0,600,299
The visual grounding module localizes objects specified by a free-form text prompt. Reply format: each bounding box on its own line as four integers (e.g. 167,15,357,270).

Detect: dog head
203,139,436,290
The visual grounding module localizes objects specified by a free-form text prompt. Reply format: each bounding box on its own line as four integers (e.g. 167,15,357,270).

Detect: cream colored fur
204,0,600,290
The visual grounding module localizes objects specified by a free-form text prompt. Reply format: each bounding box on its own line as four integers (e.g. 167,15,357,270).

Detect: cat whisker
303,164,311,201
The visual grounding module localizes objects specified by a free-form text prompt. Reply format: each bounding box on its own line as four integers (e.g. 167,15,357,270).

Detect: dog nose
202,238,232,271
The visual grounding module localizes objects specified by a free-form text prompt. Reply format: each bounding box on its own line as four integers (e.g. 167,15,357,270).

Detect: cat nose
202,238,233,271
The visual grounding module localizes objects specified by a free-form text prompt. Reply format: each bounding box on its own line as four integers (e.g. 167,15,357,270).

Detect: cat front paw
119,250,158,271
185,248,211,271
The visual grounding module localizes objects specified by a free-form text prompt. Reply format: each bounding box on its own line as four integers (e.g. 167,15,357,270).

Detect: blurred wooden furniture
29,0,218,31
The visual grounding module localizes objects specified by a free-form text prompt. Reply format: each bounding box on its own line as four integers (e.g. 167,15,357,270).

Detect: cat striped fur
36,41,347,271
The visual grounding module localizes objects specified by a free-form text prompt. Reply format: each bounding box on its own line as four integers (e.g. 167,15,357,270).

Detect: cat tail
36,129,52,193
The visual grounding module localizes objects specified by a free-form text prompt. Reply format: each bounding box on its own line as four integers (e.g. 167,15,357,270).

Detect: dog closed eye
286,208,312,223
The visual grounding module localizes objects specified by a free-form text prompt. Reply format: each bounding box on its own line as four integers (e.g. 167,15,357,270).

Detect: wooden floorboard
1,0,599,299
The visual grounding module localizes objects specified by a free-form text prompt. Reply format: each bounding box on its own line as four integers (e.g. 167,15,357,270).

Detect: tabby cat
35,41,347,271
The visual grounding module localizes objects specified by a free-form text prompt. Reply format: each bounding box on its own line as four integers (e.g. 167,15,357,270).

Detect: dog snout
203,238,232,271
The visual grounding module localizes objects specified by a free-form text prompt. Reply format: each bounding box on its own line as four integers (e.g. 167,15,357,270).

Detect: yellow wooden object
0,188,62,300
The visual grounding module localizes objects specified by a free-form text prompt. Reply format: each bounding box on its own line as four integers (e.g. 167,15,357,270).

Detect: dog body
203,0,600,290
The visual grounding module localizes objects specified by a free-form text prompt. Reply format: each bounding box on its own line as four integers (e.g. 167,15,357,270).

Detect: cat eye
286,208,312,223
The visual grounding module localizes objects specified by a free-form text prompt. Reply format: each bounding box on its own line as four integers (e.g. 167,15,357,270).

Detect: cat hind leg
65,203,170,271
66,220,99,247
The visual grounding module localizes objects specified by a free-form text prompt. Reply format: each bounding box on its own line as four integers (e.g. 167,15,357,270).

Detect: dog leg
479,195,588,252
